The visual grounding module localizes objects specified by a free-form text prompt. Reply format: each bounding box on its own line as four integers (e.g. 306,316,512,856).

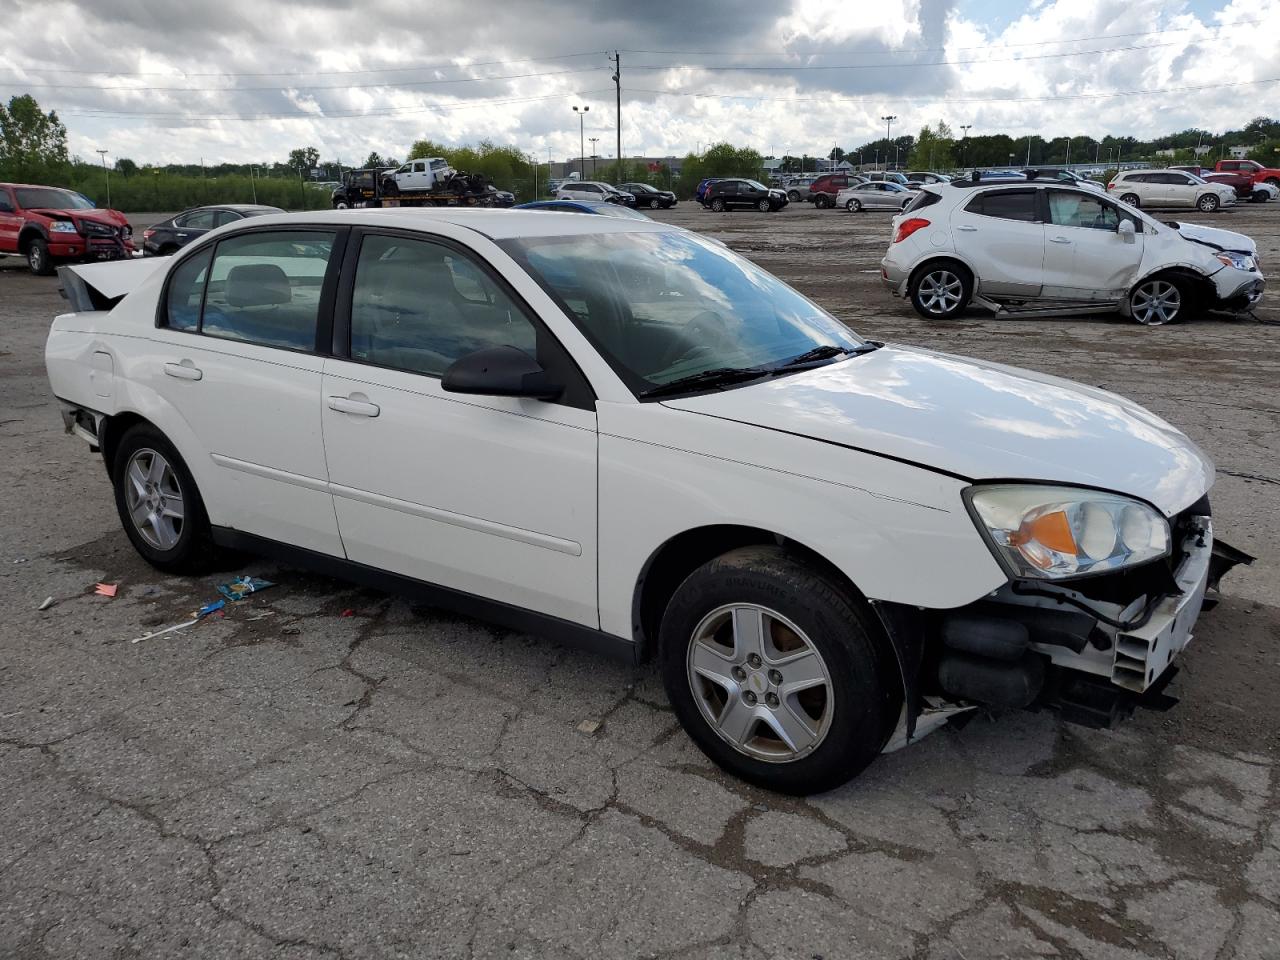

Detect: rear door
950,188,1045,297
320,228,599,626
145,228,346,555
1041,190,1144,301
1161,172,1197,207
172,208,218,247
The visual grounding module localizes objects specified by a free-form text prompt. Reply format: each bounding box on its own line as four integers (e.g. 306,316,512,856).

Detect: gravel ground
1,200,1278,960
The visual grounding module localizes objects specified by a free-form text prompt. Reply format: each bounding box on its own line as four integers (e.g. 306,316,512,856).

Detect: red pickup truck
0,183,134,275
1215,159,1280,186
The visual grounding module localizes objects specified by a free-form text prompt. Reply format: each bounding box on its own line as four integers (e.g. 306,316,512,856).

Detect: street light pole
95,149,110,207
572,105,589,180
589,137,599,178
959,124,972,168
880,115,897,170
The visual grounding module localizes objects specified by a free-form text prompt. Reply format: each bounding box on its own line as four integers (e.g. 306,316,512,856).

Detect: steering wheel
657,310,731,371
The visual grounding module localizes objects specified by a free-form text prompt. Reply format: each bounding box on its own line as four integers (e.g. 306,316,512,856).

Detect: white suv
1108,170,1237,212
881,179,1263,325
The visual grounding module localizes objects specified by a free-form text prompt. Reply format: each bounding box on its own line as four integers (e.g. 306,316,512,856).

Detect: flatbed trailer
331,167,498,209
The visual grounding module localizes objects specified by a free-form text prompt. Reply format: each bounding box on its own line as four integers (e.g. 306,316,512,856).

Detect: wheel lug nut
765,693,779,708
747,654,762,668
743,691,757,705
768,669,783,685
731,666,747,681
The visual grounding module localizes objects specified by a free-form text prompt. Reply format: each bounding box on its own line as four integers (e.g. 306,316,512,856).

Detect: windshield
15,187,96,210
501,230,862,394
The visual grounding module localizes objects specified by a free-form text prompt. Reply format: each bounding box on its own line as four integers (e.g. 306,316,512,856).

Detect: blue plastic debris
217,576,275,602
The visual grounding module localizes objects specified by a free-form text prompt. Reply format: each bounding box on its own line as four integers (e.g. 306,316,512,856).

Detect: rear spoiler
57,257,170,312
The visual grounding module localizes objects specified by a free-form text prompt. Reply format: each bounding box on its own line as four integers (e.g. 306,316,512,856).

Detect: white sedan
47,209,1248,794
836,181,913,212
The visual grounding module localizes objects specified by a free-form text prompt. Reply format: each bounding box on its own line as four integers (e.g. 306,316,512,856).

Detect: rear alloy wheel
909,262,971,320
1196,193,1220,213
27,238,54,276
710,198,727,212
112,423,219,573
1120,193,1141,207
1129,277,1186,326
787,190,801,203
660,546,896,795
815,194,832,209
757,198,771,212
846,198,862,212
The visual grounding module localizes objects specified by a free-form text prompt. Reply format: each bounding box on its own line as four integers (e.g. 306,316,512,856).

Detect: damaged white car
881,175,1264,324
47,209,1250,795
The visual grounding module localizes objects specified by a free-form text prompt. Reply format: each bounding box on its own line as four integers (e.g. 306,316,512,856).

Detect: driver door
1041,191,1144,301
320,228,600,627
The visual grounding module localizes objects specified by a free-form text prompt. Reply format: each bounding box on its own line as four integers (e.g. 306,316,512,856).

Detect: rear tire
111,423,219,574
787,190,801,203
814,194,832,209
1196,194,1220,213
847,199,862,212
27,238,54,276
908,260,972,320
659,546,897,795
1119,193,1140,207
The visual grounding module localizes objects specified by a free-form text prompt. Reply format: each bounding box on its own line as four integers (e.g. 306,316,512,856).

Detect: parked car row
553,180,678,210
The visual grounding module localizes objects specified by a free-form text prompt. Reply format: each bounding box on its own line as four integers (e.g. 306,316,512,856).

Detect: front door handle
328,395,380,417
955,225,978,232
1050,236,1072,244
163,360,202,381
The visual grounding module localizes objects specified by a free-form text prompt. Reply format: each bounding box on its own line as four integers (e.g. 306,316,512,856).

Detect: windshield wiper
639,366,768,399
771,342,879,372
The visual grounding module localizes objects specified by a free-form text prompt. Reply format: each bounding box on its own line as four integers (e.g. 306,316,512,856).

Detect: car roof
234,207,671,239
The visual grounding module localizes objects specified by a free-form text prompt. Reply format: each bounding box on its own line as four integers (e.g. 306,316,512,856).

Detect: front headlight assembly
965,484,1170,580
1214,251,1256,271
49,220,79,234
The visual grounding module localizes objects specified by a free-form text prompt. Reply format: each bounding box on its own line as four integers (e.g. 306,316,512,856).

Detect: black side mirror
442,346,562,400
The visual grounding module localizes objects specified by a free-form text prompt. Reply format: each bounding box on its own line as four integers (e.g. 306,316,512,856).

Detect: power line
626,76,1280,105
618,17,1269,57
0,50,610,79
3,65,603,92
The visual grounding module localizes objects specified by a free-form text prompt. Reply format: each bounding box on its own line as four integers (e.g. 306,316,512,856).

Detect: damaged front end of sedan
879,492,1253,750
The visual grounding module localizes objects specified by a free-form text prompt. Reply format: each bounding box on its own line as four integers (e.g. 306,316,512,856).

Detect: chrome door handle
328,396,380,417
1050,237,1072,244
163,361,202,381
955,225,978,232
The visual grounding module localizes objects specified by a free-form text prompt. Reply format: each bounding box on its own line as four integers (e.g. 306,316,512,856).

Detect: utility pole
572,105,589,180
1025,136,1031,166
609,51,622,183
95,149,110,207
250,165,258,204
880,115,897,170
959,125,972,168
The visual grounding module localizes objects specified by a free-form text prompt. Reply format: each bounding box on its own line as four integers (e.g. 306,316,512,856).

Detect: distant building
547,156,681,181
1229,146,1250,159
1155,148,1177,158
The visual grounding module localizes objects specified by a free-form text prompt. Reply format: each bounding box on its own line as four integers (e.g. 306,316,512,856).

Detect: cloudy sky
1,0,1276,167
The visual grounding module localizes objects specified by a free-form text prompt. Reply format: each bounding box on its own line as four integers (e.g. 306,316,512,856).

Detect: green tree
0,94,69,179
287,146,320,172
906,122,956,170
677,143,765,197
1246,140,1280,167
115,157,138,177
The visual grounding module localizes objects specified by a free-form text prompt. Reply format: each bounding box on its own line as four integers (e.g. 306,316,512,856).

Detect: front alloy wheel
756,198,771,212
1197,193,1220,212
687,605,834,762
649,198,661,209
27,238,53,276
1130,277,1184,325
710,198,726,212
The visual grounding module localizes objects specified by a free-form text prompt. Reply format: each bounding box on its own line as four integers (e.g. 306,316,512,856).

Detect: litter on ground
37,596,54,611
217,576,274,601
94,583,118,598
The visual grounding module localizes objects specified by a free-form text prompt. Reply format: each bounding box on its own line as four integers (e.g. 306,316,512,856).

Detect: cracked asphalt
1,202,1278,959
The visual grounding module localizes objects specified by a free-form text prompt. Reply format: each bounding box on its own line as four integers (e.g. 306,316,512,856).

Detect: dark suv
619,182,677,209
702,179,788,212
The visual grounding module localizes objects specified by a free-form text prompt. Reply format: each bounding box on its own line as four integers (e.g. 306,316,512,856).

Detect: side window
349,234,537,378
201,230,336,351
967,189,1038,221
214,210,243,227
0,189,14,213
413,162,426,173
1047,192,1120,230
177,210,217,230
163,248,212,332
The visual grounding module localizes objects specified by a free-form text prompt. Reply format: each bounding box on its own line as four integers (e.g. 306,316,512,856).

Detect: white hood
1170,221,1257,256
664,346,1213,517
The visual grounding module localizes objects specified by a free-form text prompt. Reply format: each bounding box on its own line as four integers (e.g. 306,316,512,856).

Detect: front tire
1119,193,1140,207
649,198,660,209
111,424,218,574
659,547,896,795
710,198,726,212
756,199,770,212
908,261,972,320
1196,193,1220,212
1129,275,1188,326
27,239,54,276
